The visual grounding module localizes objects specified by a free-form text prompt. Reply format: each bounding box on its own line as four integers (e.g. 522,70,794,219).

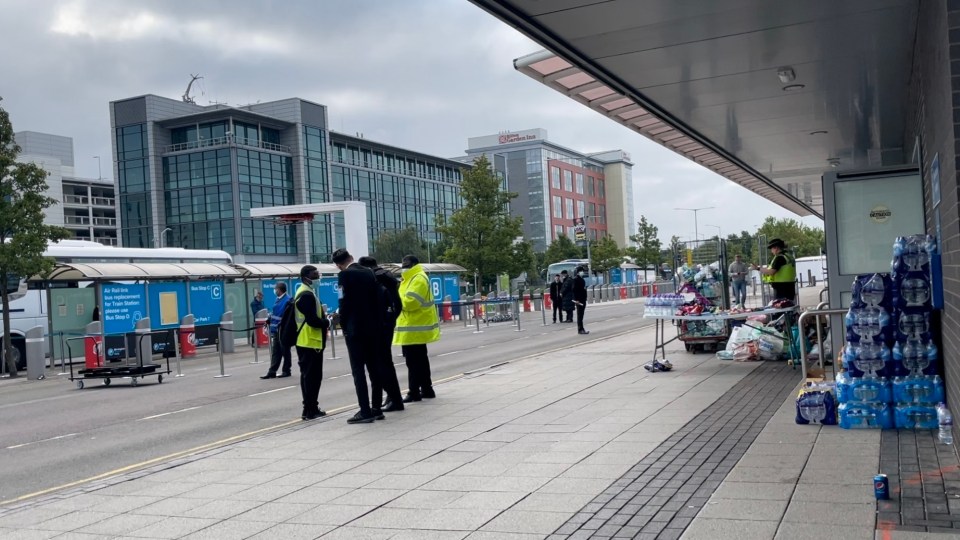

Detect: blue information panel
315,277,340,313
443,274,460,302
429,277,443,303
609,268,623,284
148,282,187,329
189,281,225,325
102,283,146,335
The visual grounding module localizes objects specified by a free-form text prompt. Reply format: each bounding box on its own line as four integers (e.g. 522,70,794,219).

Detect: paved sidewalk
1,300,955,539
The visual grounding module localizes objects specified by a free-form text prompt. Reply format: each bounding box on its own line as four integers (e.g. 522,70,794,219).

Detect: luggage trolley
671,238,731,353
66,330,173,389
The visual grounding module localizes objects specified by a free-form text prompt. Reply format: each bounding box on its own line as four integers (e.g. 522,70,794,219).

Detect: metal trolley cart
671,237,732,353
65,330,173,389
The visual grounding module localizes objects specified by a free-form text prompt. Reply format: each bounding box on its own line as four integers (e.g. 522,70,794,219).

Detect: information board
443,274,460,302
148,282,187,328
429,277,442,302
315,277,340,313
102,283,146,335
189,281,225,325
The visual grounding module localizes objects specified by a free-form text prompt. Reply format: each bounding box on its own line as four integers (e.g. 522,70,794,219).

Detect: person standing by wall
261,282,292,379
751,238,797,302
573,266,589,335
394,255,440,402
560,270,575,323
728,254,749,308
294,265,329,420
549,274,564,323
332,248,384,424
358,256,405,414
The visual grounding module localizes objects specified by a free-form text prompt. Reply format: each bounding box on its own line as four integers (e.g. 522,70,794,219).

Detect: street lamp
157,227,172,248
674,207,714,245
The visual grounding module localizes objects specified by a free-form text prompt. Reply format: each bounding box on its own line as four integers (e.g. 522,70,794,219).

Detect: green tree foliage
590,235,623,274
436,155,524,288
724,231,755,261
543,233,583,266
0,98,72,376
509,240,536,286
371,225,427,264
757,217,825,259
626,215,662,270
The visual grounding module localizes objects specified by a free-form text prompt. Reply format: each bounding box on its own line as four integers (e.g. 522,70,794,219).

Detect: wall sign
869,205,892,224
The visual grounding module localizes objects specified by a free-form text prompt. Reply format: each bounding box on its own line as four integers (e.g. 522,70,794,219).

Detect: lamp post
674,207,714,246
157,227,172,248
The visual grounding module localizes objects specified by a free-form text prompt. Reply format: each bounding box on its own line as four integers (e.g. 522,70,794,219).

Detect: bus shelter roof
42,262,242,282
232,263,339,278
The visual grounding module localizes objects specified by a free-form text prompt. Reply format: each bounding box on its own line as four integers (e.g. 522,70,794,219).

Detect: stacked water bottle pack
890,235,946,430
642,294,685,317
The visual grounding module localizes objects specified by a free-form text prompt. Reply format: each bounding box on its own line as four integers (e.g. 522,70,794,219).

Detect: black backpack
278,291,328,350
374,268,402,326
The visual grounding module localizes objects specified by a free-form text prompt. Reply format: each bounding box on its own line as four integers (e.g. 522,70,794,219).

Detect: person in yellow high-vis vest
751,238,796,301
393,255,440,402
294,265,329,420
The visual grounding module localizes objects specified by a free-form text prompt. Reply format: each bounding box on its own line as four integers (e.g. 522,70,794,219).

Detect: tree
436,155,524,288
756,217,825,258
626,215,662,271
509,239,536,286
543,233,582,266
371,225,427,264
0,97,71,376
590,235,623,275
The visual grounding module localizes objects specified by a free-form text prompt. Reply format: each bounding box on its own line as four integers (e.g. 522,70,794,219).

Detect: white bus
5,240,232,368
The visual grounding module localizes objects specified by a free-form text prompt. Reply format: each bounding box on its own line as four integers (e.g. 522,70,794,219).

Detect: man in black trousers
332,248,386,424
573,266,590,335
549,274,564,323
358,256,405,414
293,265,330,420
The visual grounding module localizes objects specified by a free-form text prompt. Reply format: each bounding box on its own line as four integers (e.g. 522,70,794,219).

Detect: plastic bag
758,331,785,360
733,340,760,361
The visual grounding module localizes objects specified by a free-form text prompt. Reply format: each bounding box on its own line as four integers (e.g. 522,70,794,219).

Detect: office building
109,94,463,263
464,128,634,252
15,131,118,245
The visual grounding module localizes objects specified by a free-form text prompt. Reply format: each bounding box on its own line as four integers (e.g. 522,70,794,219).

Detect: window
599,204,607,224
565,198,574,219
552,196,562,218
551,166,561,189
576,173,584,194
589,202,597,217
588,176,595,196
554,224,564,240
598,179,606,198
577,200,585,219
563,170,573,191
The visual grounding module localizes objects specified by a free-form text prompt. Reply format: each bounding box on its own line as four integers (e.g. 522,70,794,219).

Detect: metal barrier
798,306,847,380
216,325,262,378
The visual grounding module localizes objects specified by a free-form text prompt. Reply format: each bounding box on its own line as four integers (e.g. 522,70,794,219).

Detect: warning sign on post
573,217,586,242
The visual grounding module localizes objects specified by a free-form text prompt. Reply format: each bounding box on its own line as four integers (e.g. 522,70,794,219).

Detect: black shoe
347,412,376,424
372,409,386,420
421,388,436,399
301,410,326,420
402,393,422,403
383,401,405,412
579,330,590,335
260,374,276,379
277,373,292,378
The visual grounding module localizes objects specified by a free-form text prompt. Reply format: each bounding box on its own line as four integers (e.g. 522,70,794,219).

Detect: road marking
248,386,296,397
138,407,200,421
7,433,79,450
437,350,462,357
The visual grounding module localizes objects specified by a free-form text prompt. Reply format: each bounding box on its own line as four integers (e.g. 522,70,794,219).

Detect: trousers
370,327,403,408
576,303,586,331
268,335,292,375
402,344,433,396
552,302,563,322
731,280,747,306
295,346,324,414
344,334,378,416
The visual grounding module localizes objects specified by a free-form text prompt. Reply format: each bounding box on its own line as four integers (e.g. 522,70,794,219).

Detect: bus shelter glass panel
225,281,249,331
50,287,96,359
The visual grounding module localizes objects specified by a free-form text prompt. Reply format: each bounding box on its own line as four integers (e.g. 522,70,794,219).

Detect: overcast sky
0,0,822,244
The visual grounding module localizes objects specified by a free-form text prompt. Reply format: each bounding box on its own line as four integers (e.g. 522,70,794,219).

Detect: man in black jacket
549,274,563,323
573,266,589,335
333,248,384,424
358,256,405,414
560,270,575,323
294,265,330,420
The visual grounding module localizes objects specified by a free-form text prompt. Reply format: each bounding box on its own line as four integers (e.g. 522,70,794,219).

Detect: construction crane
182,74,203,104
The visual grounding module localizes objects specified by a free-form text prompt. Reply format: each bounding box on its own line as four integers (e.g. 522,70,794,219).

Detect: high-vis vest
393,264,440,346
294,283,325,349
764,253,796,284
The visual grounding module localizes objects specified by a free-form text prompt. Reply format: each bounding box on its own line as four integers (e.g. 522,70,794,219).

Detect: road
0,300,652,503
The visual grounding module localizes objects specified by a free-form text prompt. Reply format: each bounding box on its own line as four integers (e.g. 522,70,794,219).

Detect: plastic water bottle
937,403,953,445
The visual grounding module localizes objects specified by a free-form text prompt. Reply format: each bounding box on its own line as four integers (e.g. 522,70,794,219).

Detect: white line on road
248,386,296,397
138,407,200,421
437,350,462,357
7,433,79,450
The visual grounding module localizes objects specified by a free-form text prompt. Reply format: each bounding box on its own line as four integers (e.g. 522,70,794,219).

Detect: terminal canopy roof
470,0,917,218
43,263,241,282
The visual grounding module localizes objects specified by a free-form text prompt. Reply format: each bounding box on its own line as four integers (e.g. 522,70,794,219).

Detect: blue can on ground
875,474,889,500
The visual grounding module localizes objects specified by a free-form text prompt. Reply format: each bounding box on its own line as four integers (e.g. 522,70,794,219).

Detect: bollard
219,311,235,354
172,328,184,377
515,297,523,332
473,297,483,334
254,309,270,349
327,316,341,359
523,292,532,312
57,331,68,376
214,327,230,378
180,315,197,358
541,295,547,326
25,326,45,380
252,338,260,365
135,318,152,369
462,303,469,327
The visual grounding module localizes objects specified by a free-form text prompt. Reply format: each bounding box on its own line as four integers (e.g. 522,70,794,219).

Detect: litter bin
84,321,103,369
220,311,235,354
135,317,152,366
180,314,196,358
25,326,45,380
254,309,270,348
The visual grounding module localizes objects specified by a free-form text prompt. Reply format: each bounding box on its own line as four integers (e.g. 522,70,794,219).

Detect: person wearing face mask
294,265,330,420
549,274,564,323
560,270,575,323
573,266,589,335
260,282,292,379
394,254,441,402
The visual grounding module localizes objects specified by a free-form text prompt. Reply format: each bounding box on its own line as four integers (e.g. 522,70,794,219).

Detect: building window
576,173,584,194
588,176,595,196
554,224,564,240
589,202,597,217
552,196,562,218
599,204,607,224
577,200,585,219
598,179,606,198
565,198,574,219
563,170,573,191
551,166,561,189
